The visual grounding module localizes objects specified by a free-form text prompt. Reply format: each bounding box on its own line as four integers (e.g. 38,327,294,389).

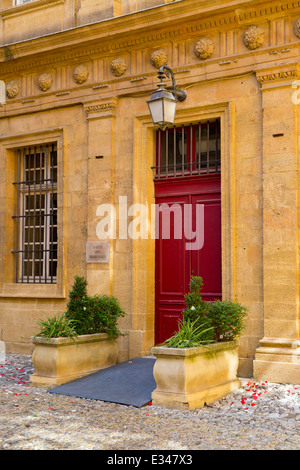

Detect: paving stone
0,354,300,450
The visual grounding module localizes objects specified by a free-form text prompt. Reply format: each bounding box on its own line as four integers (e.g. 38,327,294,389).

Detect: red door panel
155,196,189,344
155,175,221,345
191,193,222,302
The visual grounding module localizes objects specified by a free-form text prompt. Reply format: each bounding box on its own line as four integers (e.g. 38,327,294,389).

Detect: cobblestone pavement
0,353,300,451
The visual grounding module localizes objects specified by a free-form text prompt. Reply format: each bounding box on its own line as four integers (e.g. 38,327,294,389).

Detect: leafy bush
182,276,210,327
64,276,90,335
64,275,126,339
35,275,126,341
35,313,78,343
164,275,248,347
206,300,248,342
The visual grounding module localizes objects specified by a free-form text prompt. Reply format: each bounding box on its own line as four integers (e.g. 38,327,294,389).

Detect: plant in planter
151,276,248,410
162,318,214,349
30,275,126,388
35,313,78,343
64,275,126,339
182,276,248,343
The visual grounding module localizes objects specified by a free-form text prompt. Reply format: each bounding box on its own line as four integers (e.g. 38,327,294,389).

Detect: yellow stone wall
0,0,299,381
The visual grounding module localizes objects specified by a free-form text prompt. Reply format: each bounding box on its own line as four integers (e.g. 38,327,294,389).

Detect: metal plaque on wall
86,241,109,263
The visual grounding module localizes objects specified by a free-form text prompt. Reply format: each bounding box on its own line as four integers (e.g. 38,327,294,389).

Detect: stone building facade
0,0,299,383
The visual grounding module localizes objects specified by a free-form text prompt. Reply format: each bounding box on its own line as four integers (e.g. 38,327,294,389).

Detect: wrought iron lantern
147,64,187,129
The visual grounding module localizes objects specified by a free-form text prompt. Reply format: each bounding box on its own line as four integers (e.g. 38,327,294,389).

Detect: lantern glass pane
148,99,164,125
163,99,176,125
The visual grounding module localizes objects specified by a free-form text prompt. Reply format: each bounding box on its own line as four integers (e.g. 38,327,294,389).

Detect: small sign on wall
86,241,109,263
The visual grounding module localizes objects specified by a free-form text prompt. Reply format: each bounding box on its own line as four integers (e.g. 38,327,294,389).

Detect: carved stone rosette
73,64,89,84
294,18,300,39
150,49,168,68
194,38,214,60
6,80,20,99
243,26,264,50
38,73,53,91
110,57,127,77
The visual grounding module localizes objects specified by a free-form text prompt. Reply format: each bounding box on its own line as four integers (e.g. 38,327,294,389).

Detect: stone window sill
0,283,66,299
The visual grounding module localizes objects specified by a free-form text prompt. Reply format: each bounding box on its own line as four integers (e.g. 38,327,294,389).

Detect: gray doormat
48,357,156,408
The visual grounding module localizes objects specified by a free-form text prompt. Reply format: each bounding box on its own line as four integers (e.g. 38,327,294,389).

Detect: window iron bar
12,143,58,284
154,120,220,179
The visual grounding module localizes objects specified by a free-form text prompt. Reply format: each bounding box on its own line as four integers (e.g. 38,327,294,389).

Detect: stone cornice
1,0,300,72
0,0,300,108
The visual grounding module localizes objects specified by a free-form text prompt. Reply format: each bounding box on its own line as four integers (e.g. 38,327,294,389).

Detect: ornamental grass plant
162,318,215,348
35,313,78,343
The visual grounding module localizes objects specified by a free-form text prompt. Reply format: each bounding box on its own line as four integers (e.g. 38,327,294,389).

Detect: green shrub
64,275,126,339
206,300,248,342
182,275,211,332
83,294,126,339
36,276,126,341
65,276,90,335
167,275,248,346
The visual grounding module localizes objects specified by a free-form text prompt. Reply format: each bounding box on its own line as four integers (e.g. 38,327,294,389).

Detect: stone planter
30,333,118,388
151,340,240,410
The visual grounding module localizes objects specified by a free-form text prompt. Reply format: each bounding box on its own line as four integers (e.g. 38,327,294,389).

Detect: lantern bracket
157,64,187,102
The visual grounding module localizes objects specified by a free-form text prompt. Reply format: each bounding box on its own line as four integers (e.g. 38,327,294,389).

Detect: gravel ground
0,353,300,451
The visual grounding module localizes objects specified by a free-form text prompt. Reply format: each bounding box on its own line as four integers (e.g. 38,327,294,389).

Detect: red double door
154,174,222,344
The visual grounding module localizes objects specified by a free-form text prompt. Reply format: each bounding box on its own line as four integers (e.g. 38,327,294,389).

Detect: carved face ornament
110,57,127,77
194,38,214,60
73,64,89,84
243,26,265,50
38,73,53,91
6,80,20,99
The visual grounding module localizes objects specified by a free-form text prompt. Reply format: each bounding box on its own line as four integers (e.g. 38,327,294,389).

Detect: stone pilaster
84,98,118,298
253,64,300,384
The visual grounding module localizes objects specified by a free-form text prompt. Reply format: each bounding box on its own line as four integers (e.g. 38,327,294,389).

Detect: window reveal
12,143,58,284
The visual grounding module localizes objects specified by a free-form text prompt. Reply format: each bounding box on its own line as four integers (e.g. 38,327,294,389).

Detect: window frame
0,129,65,299
154,119,221,180
13,143,58,284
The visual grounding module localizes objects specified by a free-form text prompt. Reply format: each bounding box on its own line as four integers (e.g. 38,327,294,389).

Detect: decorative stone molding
85,103,114,112
294,17,300,38
84,97,118,120
255,64,300,90
194,38,214,60
2,1,300,76
256,69,298,83
110,57,127,77
38,73,53,91
73,64,89,84
243,26,265,50
6,80,20,99
150,49,168,68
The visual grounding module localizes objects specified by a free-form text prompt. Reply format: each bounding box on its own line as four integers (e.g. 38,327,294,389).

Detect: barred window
12,143,58,284
153,119,220,179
